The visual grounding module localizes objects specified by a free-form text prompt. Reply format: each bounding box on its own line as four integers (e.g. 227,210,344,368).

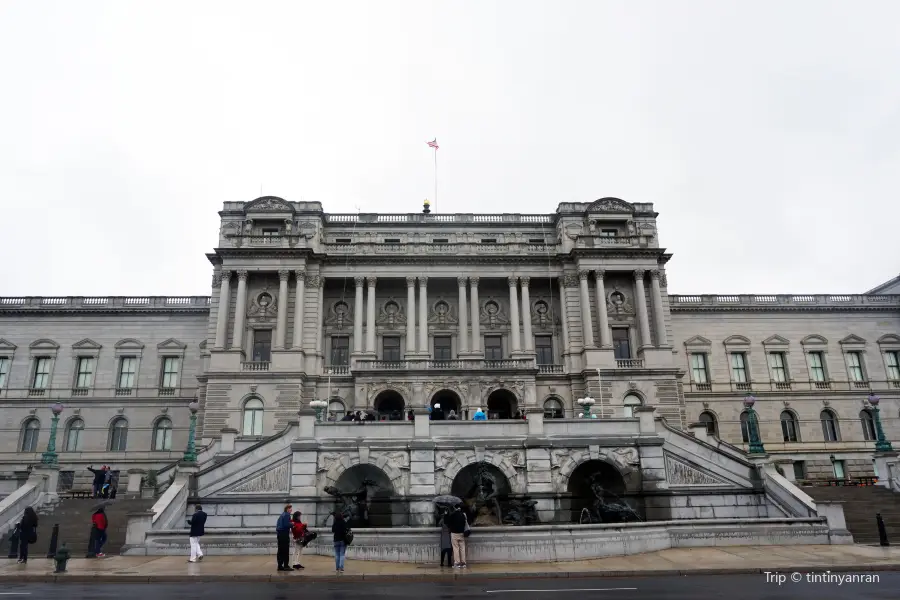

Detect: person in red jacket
92,507,108,557
290,511,308,570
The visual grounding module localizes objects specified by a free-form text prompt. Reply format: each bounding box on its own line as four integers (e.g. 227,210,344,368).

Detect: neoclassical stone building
1,196,898,497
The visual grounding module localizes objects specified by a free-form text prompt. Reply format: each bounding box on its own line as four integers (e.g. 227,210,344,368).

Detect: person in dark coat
87,465,106,498
275,504,293,571
17,506,38,564
188,504,207,563
445,505,468,568
331,511,348,573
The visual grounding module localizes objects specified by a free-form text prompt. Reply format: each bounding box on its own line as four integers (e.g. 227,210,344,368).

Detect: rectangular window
335,238,352,244
690,353,709,384
32,357,51,389
832,460,845,479
330,336,350,366
886,351,900,381
75,357,95,388
252,329,272,362
535,336,553,365
792,461,806,480
484,336,503,361
600,229,617,237
433,336,452,361
528,238,545,244
382,336,401,361
117,357,136,389
730,352,748,383
0,357,10,388
612,328,631,359
161,357,180,388
261,227,279,237
846,351,865,381
383,238,401,243
480,238,497,244
768,352,787,382
807,351,826,382
432,238,449,244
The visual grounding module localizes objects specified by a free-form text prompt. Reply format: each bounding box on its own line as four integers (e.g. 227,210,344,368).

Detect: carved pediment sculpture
606,288,634,319
247,289,278,322
564,223,583,240
325,300,353,330
587,197,634,214
480,298,509,329
428,298,458,326
244,195,295,214
376,298,407,329
531,298,554,330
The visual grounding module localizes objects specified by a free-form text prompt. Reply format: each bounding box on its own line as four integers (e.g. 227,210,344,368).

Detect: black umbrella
433,495,463,506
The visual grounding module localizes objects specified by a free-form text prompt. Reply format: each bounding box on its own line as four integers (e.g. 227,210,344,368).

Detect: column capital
650,269,661,280
294,269,306,280
594,269,606,280
578,269,590,280
520,276,530,286
278,269,291,282
366,276,377,287
457,275,468,287
419,276,428,285
634,269,646,279
406,276,417,287
306,273,321,287
236,270,249,281
508,275,519,287
354,276,365,287
469,276,480,286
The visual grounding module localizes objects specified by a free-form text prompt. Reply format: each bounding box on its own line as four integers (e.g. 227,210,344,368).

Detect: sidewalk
4,545,900,583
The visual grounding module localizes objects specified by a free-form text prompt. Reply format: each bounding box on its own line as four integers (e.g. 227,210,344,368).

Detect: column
558,277,570,353
275,270,290,349
418,277,428,356
457,276,468,354
470,277,481,354
365,276,377,354
650,270,669,347
634,269,652,349
314,275,324,357
594,270,612,348
213,271,231,349
508,276,521,352
353,276,364,353
520,276,533,352
231,270,249,350
578,270,595,348
406,276,417,355
292,269,305,349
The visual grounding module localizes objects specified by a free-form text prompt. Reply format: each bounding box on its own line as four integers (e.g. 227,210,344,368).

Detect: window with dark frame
535,335,553,365
484,336,503,360
261,227,280,237
335,238,352,244
330,336,350,366
252,329,272,362
846,351,865,381
433,336,452,361
768,352,788,382
600,229,617,237
160,357,180,388
75,357,95,388
808,351,827,382
729,352,748,383
432,238,449,244
886,351,900,380
384,238,401,243
612,328,631,359
382,336,401,361
480,238,497,244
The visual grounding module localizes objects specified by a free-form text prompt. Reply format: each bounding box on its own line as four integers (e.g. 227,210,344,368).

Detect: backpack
344,528,354,546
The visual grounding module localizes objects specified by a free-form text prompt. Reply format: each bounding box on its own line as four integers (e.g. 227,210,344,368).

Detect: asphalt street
3,573,899,599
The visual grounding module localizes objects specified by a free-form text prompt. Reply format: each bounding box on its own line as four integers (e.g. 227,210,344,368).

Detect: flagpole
433,145,438,212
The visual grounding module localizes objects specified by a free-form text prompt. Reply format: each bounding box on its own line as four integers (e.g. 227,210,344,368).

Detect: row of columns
578,269,668,349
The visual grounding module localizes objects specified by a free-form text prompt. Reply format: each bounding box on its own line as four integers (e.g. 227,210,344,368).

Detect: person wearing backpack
17,507,38,564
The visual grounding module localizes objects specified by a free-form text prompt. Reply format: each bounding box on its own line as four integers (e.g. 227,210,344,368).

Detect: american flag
427,138,439,150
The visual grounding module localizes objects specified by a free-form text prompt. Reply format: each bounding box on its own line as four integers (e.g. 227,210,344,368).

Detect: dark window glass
612,328,631,359
335,238,352,243
484,336,503,360
252,330,272,362
793,461,806,480
384,238,401,243
535,336,553,365
434,336,452,360
382,337,401,361
480,239,497,244
600,229,617,237
432,238,449,243
330,336,349,366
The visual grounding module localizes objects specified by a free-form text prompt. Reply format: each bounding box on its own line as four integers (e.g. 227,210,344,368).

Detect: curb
3,564,900,584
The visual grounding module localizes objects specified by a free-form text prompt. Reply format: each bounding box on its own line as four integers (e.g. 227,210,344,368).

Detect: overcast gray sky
2,0,898,296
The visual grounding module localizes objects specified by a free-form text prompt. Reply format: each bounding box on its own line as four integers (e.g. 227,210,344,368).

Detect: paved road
3,573,899,599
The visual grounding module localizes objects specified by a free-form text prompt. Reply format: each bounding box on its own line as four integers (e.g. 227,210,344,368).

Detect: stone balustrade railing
352,358,537,371
685,379,900,393
538,364,564,374
325,213,555,224
241,361,270,372
670,294,900,310
323,241,556,255
0,296,211,311
0,387,198,399
616,359,645,369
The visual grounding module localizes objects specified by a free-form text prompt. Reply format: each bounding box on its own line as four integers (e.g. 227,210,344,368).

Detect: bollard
46,523,60,558
877,513,890,546
54,544,71,573
6,524,20,559
85,524,97,558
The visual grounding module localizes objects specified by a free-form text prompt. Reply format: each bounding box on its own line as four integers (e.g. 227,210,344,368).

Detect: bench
63,489,93,499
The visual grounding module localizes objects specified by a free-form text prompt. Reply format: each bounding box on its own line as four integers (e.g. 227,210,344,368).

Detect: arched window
860,409,877,441
820,409,840,442
698,411,718,437
543,397,564,419
108,417,128,452
21,419,40,452
153,418,173,451
740,411,751,443
327,399,345,421
623,394,643,418
242,398,264,436
780,410,800,442
65,418,85,452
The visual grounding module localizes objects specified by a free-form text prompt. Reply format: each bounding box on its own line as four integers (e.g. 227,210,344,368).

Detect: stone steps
802,485,900,544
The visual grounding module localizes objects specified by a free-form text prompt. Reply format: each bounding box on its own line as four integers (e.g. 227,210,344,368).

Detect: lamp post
182,401,200,464
743,395,766,454
40,403,64,466
868,394,894,452
310,399,327,422
576,396,595,418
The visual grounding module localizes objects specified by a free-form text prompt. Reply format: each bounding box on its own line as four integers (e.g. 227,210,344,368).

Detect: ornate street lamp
867,394,894,452
743,395,766,454
40,403,64,466
310,399,328,422
182,401,200,464
576,396,595,418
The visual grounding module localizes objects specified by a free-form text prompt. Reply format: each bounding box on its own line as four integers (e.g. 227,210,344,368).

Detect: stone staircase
802,485,900,544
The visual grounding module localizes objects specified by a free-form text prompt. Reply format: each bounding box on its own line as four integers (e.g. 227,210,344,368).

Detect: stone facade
1,196,898,493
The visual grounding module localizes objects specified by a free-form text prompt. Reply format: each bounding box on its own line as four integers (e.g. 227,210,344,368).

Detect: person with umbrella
433,496,462,567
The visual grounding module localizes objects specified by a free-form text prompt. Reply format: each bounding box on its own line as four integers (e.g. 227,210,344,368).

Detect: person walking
331,511,348,573
439,514,454,567
275,504,293,571
290,510,308,569
446,505,468,568
17,506,38,564
92,506,108,557
87,465,106,498
102,466,113,499
188,504,207,563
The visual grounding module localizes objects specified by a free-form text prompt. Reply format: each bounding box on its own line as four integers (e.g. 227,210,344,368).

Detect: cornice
0,306,210,316
670,305,899,314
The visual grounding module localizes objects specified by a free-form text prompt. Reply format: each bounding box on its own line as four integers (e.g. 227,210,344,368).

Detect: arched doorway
333,464,403,527
430,389,462,420
373,390,405,421
451,462,513,526
486,389,517,419
566,460,639,524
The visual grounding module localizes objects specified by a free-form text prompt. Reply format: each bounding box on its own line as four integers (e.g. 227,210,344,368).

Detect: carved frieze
435,450,456,472
497,449,526,470
612,447,640,468
244,196,295,213
606,287,635,320
664,453,730,487
247,289,278,322
588,197,634,213
480,298,509,329
428,298,457,326
224,460,290,494
376,298,406,329
562,273,580,288
325,300,353,330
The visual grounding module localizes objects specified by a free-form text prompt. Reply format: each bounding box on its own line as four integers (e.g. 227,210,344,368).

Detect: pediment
664,452,732,487
587,197,634,214
157,338,187,350
29,339,59,349
0,338,17,351
221,459,290,495
839,334,867,346
683,335,712,347
801,334,828,346
762,335,789,346
114,338,145,350
877,334,900,345
722,335,751,346
72,338,102,350
244,196,295,215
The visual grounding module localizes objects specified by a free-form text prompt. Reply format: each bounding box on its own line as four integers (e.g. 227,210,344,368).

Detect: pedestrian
447,410,458,421
439,514,453,567
188,504,207,563
17,506,38,564
87,464,105,498
331,511,348,573
102,466,113,499
446,505,469,568
275,503,293,571
92,506,108,557
472,407,487,421
290,510,307,569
